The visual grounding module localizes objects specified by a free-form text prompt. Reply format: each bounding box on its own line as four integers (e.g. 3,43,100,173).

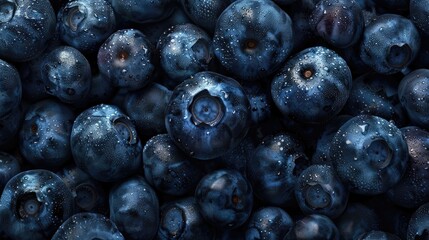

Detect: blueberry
287,214,340,240
246,133,309,206
342,73,407,127
398,69,429,128
0,59,21,118
56,164,108,214
57,0,116,53
245,207,293,240
407,202,429,240
97,29,156,90
271,46,352,124
295,164,349,219
71,104,143,182
195,169,253,229
0,152,20,193
0,169,74,240
165,71,250,160
180,0,235,32
387,126,429,208
360,14,420,75
143,134,205,196
330,115,408,195
310,0,364,48
0,0,56,62
110,0,175,24
19,99,75,169
157,197,215,240
41,46,92,104
109,176,159,240
212,0,293,81
51,212,125,240
157,23,213,84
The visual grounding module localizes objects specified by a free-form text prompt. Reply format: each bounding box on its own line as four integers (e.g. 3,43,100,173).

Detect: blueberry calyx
189,90,225,127
304,184,331,210
17,192,42,218
301,67,315,80
243,39,259,54
113,117,137,145
386,43,412,68
64,4,87,32
0,0,16,23
74,183,97,211
366,138,393,169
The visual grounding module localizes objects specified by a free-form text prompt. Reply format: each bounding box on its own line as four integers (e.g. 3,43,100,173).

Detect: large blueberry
0,169,74,240
97,29,155,90
0,0,56,62
165,71,250,160
195,169,253,229
109,176,159,240
71,104,143,182
360,14,420,75
157,197,215,240
57,0,116,53
271,46,352,124
157,23,213,83
52,212,125,240
330,115,408,195
246,133,309,206
19,99,75,169
0,59,21,118
245,207,293,240
213,0,293,81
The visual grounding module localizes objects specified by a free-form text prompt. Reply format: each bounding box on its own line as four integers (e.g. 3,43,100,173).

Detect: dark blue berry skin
109,176,159,240
165,71,250,160
110,0,175,24
157,197,215,240
0,169,74,240
212,0,294,81
71,104,143,182
157,23,213,84
330,115,408,195
245,207,293,240
41,46,92,104
243,82,273,125
19,99,75,169
0,106,22,151
0,0,56,62
0,152,20,193
271,46,352,124
51,212,125,240
0,59,21,118
56,164,108,214
310,0,364,48
342,73,407,127
97,29,155,91
86,73,116,106
195,169,253,229
398,69,429,128
358,230,401,240
295,164,349,219
57,0,117,53
335,203,379,240
286,214,340,240
387,126,429,208
143,134,205,196
246,133,309,206
360,14,420,75
312,115,352,165
124,83,171,140
407,202,429,240
180,0,235,32
410,0,429,36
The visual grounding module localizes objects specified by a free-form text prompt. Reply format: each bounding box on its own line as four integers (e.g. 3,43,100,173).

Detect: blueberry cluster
1,0,429,239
